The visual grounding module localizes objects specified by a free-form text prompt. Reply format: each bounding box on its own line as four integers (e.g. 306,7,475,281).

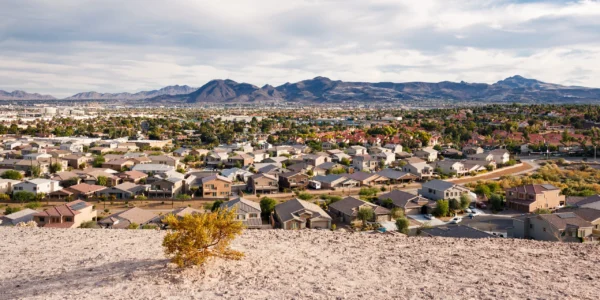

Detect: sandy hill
0,228,599,299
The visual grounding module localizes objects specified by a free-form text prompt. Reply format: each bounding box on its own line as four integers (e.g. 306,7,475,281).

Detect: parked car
476,202,487,209
449,217,462,224
425,214,435,220
465,208,472,213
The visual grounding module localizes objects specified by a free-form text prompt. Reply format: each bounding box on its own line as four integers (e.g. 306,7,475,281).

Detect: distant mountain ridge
0,90,56,100
3,76,600,103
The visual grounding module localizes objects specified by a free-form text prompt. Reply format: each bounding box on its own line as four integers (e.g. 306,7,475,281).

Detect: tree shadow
0,258,170,299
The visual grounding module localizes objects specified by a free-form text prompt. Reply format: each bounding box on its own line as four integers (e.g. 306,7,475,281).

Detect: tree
24,201,41,209
30,165,41,178
97,176,108,187
1,170,23,180
381,198,394,209
395,217,410,234
260,197,277,218
357,207,374,226
534,208,552,214
63,177,80,188
211,199,224,212
449,198,460,211
93,156,106,168
127,222,140,229
162,208,244,268
4,206,21,215
340,157,351,166
489,193,504,212
13,191,35,204
474,184,491,197
460,194,471,210
297,192,313,200
433,199,449,217
50,163,62,173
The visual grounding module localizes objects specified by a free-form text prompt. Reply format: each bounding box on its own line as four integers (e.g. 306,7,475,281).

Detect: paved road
459,215,514,233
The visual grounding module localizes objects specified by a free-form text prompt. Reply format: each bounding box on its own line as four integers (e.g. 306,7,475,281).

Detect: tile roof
506,184,560,194
275,198,331,223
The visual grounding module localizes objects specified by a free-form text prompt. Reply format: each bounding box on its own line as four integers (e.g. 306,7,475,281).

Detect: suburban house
433,160,467,176
96,182,147,199
352,155,380,172
0,179,20,194
148,177,185,198
383,143,403,154
510,212,594,243
574,195,600,210
63,183,106,199
220,167,254,183
377,190,435,215
402,157,434,179
199,175,232,199
0,208,39,226
274,198,332,230
98,207,157,229
131,164,175,174
220,197,269,229
312,174,359,189
302,154,331,167
414,147,438,162
418,179,470,201
248,173,279,195
102,158,135,171
505,184,566,212
278,171,310,191
467,152,494,162
347,145,367,156
33,200,97,228
328,196,391,224
462,146,484,155
344,172,388,186
13,179,62,195
490,149,510,164
375,169,418,183
148,155,182,169
227,153,254,168
118,170,148,183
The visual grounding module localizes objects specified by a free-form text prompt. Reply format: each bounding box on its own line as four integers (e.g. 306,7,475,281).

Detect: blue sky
1,0,599,97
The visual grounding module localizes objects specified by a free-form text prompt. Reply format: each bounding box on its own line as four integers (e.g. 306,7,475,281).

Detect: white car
424,214,435,220
449,217,462,224
465,208,472,213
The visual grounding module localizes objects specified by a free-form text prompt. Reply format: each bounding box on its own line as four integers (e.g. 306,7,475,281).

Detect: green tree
395,217,410,234
4,206,21,215
93,156,106,167
433,199,449,217
1,170,23,180
260,197,277,218
211,199,224,212
127,222,140,229
475,184,491,197
449,198,460,211
50,163,62,173
13,191,36,204
489,193,504,212
297,192,314,200
97,176,108,187
25,201,42,209
30,165,41,178
357,207,374,226
460,194,471,210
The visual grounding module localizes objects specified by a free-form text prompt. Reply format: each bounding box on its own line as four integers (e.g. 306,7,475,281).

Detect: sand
0,228,599,300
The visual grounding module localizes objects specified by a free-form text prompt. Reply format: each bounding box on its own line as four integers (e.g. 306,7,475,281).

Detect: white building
13,179,62,195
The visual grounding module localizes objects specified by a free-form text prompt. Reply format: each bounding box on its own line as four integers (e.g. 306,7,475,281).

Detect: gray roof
378,190,431,209
1,208,38,220
312,174,347,184
376,169,414,180
275,198,331,223
329,196,389,217
421,225,494,239
421,179,456,191
221,197,261,214
575,194,600,207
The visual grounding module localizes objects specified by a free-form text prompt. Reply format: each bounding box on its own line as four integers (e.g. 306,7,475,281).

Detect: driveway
408,214,446,226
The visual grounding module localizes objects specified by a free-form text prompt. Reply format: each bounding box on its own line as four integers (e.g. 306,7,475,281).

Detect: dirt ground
1,228,599,300
450,162,533,184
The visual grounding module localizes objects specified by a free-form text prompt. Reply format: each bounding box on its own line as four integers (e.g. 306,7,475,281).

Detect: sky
1,0,600,98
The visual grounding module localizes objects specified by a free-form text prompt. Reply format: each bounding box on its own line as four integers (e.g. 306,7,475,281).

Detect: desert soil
1,228,599,299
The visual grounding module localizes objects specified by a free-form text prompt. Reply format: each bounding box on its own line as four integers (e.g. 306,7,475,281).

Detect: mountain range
2,76,600,103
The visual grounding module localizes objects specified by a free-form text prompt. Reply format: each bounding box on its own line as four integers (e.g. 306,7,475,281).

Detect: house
227,153,254,168
98,207,157,229
63,183,106,199
375,169,418,183
151,207,205,225
118,170,148,183
0,209,39,226
148,177,186,198
96,182,147,199
462,146,483,155
312,174,359,189
352,155,379,172
383,144,403,154
173,147,192,157
131,164,175,174
559,207,600,230
248,173,279,194
347,145,367,156
490,149,510,164
420,225,494,239
200,175,232,199
368,146,392,155
401,157,434,179
433,160,467,176
467,152,494,162
328,196,391,224
302,154,331,167
377,190,435,215
149,155,182,169
344,172,388,186
374,152,395,166
220,167,254,183
274,198,332,230
13,179,62,195
313,162,346,175
463,160,496,173
33,200,97,228
441,148,462,157
63,154,94,169
574,195,600,210
278,171,310,191
418,179,470,201
414,147,438,162
510,213,594,243
505,184,566,212
0,179,20,194
220,197,269,229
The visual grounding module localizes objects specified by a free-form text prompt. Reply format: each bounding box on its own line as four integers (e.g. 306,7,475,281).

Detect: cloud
0,0,599,97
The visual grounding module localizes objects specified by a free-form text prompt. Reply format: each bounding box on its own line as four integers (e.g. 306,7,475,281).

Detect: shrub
260,197,277,218
13,191,35,203
359,187,379,197
4,206,21,215
141,224,158,229
25,201,41,209
0,193,11,201
395,217,410,234
489,193,504,212
162,208,244,268
127,222,140,229
433,199,449,217
390,207,404,219
449,199,460,211
534,208,552,214
79,221,97,228
297,192,314,201
357,207,374,225
211,200,224,212
331,224,337,231
460,194,471,210
1,170,23,180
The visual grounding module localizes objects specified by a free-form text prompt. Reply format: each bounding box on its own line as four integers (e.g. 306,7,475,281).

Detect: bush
4,206,21,215
489,193,504,212
259,197,277,218
79,221,97,228
141,224,158,229
162,208,244,268
127,222,140,229
1,170,23,180
395,217,410,234
297,192,314,201
0,193,11,201
25,201,41,209
460,194,471,210
534,208,552,214
433,199,449,217
449,199,460,211
390,207,404,219
211,200,224,212
358,187,378,197
357,207,374,225
331,224,337,231
13,191,35,203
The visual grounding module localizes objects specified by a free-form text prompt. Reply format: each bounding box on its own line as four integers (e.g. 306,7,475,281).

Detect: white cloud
0,0,599,97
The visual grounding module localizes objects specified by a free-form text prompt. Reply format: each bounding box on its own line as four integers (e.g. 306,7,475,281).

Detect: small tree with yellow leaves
162,208,244,268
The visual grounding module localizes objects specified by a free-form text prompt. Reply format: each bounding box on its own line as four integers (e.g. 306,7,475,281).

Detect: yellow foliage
162,208,244,268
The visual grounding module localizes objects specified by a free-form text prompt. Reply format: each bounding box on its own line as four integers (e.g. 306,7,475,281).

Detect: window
249,213,258,218
543,227,546,232
529,224,533,229
39,217,45,222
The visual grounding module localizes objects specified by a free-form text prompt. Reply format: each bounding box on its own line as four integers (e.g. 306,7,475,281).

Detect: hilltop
0,228,598,299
